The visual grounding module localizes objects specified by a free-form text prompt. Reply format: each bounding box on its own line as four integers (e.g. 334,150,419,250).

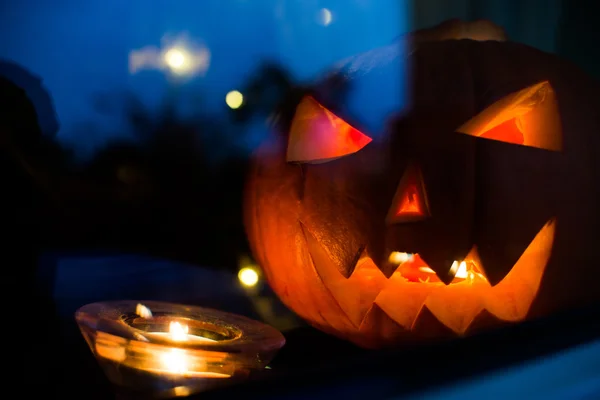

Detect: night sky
0,0,405,161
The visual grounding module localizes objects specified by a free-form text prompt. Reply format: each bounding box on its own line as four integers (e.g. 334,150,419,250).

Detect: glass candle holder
76,300,285,398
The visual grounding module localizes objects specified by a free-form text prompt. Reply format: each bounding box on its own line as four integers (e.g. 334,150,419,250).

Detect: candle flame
169,321,190,342
448,260,469,279
455,261,468,279
388,251,413,264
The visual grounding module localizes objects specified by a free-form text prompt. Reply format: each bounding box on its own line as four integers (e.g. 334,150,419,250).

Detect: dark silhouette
0,60,71,283
0,59,60,138
0,60,66,392
557,0,600,80
77,91,248,270
0,62,310,277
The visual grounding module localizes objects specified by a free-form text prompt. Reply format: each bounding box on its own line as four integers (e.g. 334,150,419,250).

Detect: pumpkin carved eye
286,96,373,163
457,81,562,151
385,163,430,224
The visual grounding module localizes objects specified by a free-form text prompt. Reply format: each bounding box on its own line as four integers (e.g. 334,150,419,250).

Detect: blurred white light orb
238,267,259,287
129,34,211,78
226,90,244,109
164,47,187,70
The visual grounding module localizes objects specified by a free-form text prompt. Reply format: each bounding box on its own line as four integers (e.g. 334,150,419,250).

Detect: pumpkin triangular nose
385,163,429,225
397,185,424,215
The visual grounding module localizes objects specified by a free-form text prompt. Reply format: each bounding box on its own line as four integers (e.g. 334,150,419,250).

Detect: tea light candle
76,300,286,396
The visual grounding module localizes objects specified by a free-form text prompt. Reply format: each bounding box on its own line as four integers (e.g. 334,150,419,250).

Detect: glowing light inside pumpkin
448,261,469,279
457,81,562,151
388,251,413,264
387,164,429,224
447,260,469,279
456,261,468,279
389,253,484,284
479,117,524,144
395,183,426,216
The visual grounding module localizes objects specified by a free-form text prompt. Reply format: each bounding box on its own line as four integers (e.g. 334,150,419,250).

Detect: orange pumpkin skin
244,39,600,348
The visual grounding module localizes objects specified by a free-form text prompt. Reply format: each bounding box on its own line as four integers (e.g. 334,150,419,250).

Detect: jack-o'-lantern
244,29,600,348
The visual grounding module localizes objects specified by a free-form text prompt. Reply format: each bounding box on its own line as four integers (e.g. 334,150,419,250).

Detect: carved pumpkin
244,35,600,348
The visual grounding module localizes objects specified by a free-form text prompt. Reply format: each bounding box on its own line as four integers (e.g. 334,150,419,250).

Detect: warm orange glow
386,164,429,224
145,321,216,345
168,321,189,342
479,117,524,145
395,184,425,216
160,348,190,374
94,326,230,378
303,219,555,335
286,96,372,163
457,81,562,151
238,267,259,287
388,251,413,264
391,255,482,284
454,261,468,279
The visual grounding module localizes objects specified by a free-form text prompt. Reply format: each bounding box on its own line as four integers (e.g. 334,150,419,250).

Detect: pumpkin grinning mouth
300,219,556,334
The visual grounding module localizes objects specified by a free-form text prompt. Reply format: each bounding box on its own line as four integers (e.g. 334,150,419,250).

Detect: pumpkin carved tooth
423,277,488,334
484,219,555,321
374,272,436,330
422,248,489,333
302,223,387,327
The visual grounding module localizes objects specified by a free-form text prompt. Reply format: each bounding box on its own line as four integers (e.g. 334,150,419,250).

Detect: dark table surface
23,252,600,400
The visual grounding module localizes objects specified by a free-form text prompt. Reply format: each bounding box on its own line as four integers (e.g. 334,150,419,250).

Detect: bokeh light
238,266,259,287
128,33,211,78
226,90,244,109
164,48,186,70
